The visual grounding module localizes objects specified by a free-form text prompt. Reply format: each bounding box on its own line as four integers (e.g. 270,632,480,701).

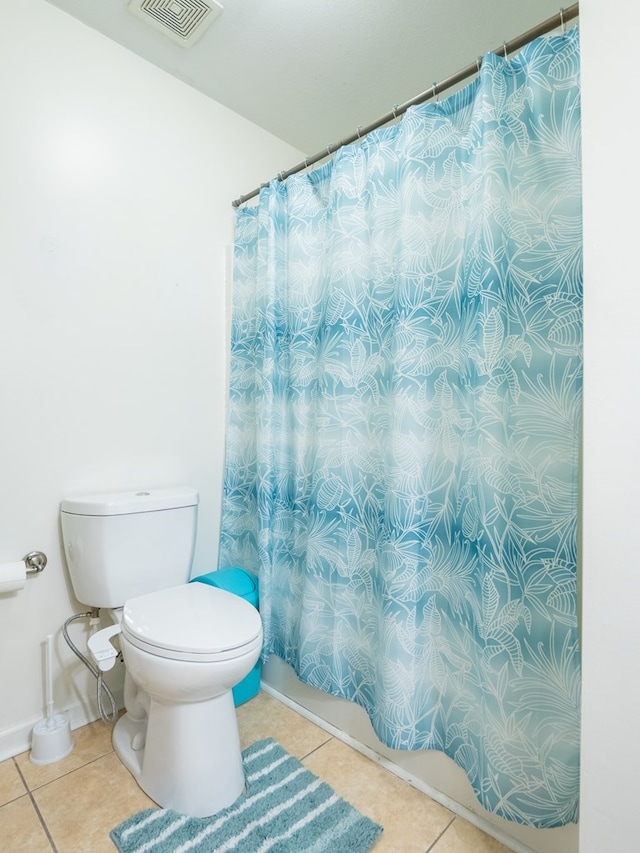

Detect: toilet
60,487,263,818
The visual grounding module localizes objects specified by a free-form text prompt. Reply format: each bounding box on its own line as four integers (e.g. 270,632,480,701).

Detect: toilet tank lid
60,487,199,516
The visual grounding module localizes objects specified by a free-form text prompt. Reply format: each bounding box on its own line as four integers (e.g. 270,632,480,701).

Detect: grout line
6,756,29,800
425,814,456,852
14,758,58,853
299,734,333,762
29,792,59,853
13,749,115,794
12,757,30,794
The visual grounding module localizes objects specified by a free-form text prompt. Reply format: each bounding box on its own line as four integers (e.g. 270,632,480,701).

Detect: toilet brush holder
30,634,74,765
30,713,73,765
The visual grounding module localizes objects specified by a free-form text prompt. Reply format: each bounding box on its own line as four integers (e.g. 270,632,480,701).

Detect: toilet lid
121,583,262,659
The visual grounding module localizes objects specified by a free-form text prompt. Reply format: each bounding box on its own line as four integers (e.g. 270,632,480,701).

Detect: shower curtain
220,28,581,828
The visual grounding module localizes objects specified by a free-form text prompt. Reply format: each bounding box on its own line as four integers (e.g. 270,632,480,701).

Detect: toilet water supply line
62,612,118,726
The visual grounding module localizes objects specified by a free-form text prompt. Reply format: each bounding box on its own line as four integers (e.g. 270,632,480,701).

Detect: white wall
0,0,300,758
579,1,640,850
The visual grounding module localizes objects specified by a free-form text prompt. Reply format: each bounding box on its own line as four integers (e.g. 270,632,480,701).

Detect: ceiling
44,0,567,156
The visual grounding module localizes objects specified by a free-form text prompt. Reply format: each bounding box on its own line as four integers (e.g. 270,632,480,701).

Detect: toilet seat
122,583,262,663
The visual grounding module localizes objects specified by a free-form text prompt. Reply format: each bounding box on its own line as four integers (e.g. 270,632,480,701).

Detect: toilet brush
30,634,74,764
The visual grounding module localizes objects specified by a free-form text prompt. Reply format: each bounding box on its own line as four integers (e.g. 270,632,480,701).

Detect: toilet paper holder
24,551,47,574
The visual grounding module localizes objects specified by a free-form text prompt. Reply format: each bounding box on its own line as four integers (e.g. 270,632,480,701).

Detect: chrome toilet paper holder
24,551,47,574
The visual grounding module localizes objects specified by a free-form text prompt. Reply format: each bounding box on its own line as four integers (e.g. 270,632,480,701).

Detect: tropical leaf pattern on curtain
220,29,582,828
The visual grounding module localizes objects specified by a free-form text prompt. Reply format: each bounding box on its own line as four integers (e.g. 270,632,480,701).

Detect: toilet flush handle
87,624,122,672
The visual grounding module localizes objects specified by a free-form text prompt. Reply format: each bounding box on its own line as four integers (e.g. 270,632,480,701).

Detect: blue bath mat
110,737,383,852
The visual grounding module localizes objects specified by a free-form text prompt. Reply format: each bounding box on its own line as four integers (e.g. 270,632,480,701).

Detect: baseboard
0,689,124,762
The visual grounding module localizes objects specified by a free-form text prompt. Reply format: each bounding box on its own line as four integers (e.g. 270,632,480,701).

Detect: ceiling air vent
127,0,223,47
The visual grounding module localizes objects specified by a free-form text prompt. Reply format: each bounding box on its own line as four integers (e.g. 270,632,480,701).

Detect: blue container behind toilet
189,568,261,706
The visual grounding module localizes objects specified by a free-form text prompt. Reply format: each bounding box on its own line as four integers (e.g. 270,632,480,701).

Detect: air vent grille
127,0,223,47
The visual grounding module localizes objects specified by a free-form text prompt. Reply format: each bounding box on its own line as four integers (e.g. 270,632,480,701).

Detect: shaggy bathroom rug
110,737,383,853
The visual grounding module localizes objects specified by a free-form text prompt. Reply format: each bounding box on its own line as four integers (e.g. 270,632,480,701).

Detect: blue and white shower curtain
220,28,581,828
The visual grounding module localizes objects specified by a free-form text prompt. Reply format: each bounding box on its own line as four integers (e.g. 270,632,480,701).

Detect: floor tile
0,759,27,806
15,719,115,792
0,795,53,853
431,817,513,853
1,694,522,853
303,736,454,853
33,751,154,853
237,690,331,758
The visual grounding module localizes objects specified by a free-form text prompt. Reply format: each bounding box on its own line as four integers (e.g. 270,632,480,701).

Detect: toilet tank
60,487,199,609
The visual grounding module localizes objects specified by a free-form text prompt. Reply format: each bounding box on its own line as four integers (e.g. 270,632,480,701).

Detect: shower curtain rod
232,3,579,209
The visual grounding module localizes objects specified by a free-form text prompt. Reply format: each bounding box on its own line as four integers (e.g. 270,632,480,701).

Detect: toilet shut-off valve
87,624,121,671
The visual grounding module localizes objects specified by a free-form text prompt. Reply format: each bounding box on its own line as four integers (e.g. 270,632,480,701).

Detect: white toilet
60,487,263,818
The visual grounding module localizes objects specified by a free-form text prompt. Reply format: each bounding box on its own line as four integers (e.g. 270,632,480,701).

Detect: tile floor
0,691,511,852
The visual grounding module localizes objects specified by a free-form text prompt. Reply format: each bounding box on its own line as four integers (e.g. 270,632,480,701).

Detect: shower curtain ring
503,42,508,60
477,56,482,74
559,7,566,33
356,125,363,139
432,82,438,102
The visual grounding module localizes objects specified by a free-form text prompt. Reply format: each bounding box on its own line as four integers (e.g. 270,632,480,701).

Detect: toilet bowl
90,582,262,817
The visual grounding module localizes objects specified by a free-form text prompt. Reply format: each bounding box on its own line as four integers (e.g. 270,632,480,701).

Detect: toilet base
113,714,145,780
113,688,245,818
